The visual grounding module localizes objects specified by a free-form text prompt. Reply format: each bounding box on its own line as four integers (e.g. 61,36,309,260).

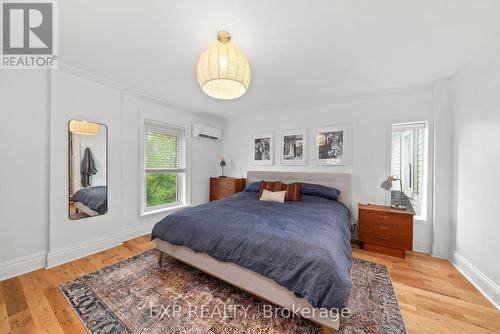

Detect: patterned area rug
60,250,406,334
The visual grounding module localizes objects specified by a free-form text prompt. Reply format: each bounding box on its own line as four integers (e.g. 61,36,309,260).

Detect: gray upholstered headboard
247,171,352,211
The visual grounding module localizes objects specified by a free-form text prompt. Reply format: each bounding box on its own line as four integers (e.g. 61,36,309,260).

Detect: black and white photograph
280,129,307,165
316,125,349,165
252,133,273,165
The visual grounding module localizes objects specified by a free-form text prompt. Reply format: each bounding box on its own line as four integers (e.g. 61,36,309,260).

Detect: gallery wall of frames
252,125,350,167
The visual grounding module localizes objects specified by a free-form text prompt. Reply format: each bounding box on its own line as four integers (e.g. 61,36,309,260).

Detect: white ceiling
60,0,500,117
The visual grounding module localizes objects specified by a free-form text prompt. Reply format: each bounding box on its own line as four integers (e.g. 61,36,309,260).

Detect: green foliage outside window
146,173,177,207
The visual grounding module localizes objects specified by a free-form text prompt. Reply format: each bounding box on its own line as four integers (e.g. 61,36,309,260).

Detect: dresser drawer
359,232,411,250
211,188,235,198
210,189,235,201
359,211,411,227
210,178,235,187
359,212,411,238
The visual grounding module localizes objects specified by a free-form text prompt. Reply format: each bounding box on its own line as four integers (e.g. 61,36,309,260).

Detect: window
391,122,428,220
143,120,186,212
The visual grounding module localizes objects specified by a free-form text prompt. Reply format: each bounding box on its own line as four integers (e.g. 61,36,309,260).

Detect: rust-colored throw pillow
281,182,302,202
258,181,283,198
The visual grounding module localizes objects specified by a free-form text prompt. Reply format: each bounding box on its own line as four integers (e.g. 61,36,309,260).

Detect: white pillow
259,189,286,203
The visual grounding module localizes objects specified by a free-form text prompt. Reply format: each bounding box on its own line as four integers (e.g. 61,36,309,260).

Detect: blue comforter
72,186,107,214
152,191,352,309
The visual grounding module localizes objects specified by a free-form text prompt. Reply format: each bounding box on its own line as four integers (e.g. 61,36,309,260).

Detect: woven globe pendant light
197,31,251,100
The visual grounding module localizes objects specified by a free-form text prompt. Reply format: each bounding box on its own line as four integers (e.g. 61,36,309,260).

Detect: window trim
139,117,189,216
387,120,432,224
140,202,190,217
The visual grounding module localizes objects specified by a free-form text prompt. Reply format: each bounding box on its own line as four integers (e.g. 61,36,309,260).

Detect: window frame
388,121,431,223
140,119,188,216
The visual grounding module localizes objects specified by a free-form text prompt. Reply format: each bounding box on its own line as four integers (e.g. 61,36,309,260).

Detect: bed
72,185,107,216
152,171,352,333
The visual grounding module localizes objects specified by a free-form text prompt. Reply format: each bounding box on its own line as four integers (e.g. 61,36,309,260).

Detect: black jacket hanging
81,147,97,187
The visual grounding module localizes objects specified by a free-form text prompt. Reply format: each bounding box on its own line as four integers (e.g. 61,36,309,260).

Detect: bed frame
155,171,352,333
74,201,99,216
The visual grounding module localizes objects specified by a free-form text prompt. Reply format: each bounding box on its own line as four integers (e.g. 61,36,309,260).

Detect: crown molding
56,63,127,90
225,77,453,120
56,62,452,121
55,63,224,123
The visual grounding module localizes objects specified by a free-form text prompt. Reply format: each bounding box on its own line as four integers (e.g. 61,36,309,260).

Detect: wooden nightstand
210,177,246,201
358,204,413,258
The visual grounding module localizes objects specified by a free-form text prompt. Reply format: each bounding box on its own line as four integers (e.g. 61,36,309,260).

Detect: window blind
144,120,185,173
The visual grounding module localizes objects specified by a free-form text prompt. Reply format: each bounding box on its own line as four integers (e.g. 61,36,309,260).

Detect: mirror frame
68,119,109,220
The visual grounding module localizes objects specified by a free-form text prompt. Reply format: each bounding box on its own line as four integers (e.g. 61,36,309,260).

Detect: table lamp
380,176,406,210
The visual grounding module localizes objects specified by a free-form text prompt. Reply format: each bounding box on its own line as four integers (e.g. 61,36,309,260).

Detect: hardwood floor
1,235,498,334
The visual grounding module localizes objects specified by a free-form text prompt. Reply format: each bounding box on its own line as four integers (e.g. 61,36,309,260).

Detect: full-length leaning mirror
68,120,108,220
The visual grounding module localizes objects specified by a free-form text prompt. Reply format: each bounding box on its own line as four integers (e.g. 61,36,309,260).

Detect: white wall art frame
316,124,350,166
252,133,274,166
280,128,307,166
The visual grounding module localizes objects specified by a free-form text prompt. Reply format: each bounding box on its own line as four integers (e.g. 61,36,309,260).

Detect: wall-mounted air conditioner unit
192,123,222,142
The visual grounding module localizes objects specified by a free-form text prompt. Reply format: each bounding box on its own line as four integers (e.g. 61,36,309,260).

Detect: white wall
48,70,123,266
46,68,222,267
0,71,49,280
0,67,222,277
451,36,500,308
220,86,453,253
432,80,454,259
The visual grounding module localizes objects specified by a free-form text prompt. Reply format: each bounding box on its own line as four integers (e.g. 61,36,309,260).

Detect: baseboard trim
1,226,153,278
0,252,46,281
450,251,500,310
46,225,154,268
46,234,125,268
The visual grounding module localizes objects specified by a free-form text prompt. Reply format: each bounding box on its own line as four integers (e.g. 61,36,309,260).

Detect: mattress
152,191,352,309
72,186,107,215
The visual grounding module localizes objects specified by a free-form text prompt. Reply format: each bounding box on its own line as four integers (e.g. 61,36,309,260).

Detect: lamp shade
380,178,393,190
197,31,251,100
69,120,98,135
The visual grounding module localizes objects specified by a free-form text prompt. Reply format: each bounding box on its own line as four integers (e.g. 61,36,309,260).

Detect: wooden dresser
210,177,246,201
358,204,413,258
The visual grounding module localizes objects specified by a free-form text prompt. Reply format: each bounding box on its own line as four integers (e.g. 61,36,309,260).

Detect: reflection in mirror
68,120,108,220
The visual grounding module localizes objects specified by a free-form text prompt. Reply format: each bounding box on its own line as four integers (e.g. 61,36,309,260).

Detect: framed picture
280,129,307,165
316,125,350,165
252,133,273,165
